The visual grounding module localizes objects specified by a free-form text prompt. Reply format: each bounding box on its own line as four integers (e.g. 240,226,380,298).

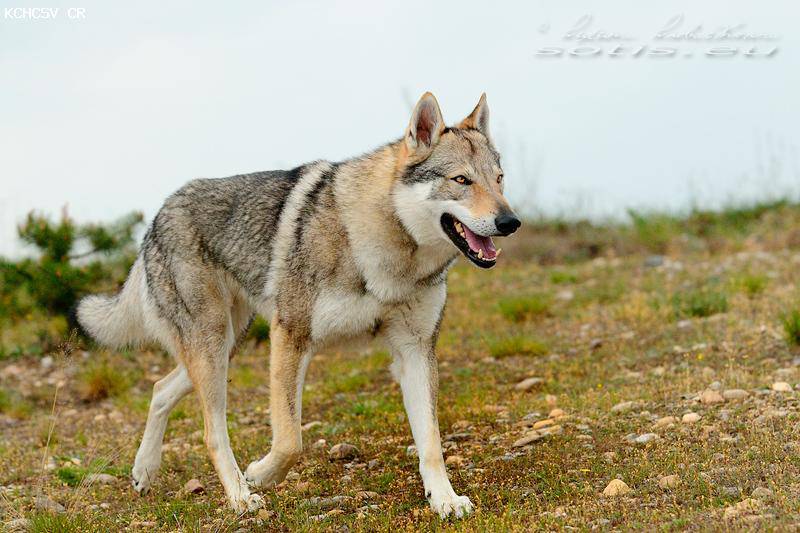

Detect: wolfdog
76,93,520,518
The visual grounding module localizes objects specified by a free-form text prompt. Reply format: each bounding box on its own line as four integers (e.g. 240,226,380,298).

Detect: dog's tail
73,257,148,348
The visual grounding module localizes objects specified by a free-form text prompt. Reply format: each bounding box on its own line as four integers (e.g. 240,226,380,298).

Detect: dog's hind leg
131,365,193,494
183,322,263,513
245,316,310,488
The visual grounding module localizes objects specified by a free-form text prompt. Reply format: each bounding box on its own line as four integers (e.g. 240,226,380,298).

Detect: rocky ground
3,244,800,531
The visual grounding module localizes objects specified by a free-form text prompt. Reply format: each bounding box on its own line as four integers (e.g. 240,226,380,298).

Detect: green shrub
672,287,729,318
497,294,551,322
248,315,271,343
781,309,800,346
733,273,768,297
78,359,132,402
550,270,578,284
487,335,548,358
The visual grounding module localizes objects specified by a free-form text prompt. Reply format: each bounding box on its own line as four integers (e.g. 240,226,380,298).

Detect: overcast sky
1,0,798,256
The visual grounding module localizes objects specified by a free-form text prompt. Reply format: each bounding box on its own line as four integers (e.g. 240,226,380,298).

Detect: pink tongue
462,223,497,259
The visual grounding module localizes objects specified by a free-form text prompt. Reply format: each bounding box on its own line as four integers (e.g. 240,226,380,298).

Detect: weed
672,286,729,318
78,358,131,402
781,309,800,346
487,335,548,358
733,273,768,297
497,294,551,322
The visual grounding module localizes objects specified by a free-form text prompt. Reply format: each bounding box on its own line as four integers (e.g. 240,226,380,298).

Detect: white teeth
477,249,484,259
496,248,502,257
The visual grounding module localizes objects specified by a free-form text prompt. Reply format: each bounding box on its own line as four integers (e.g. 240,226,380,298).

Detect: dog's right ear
405,92,445,154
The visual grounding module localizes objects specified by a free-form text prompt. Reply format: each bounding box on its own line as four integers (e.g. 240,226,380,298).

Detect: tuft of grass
78,359,131,402
549,270,578,284
487,335,548,358
781,309,800,346
672,287,729,319
247,315,270,344
497,294,551,322
733,273,768,297
0,387,33,419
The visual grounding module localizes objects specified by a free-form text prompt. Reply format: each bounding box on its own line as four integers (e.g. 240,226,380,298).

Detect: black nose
495,213,521,236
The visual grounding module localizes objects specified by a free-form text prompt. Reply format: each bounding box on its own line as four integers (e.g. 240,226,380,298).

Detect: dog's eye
497,174,504,184
452,175,472,185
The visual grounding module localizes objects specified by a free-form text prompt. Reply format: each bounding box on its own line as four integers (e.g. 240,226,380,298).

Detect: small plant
781,309,800,346
247,315,271,343
497,294,551,322
78,359,131,402
733,273,768,298
487,335,548,358
550,270,578,284
0,388,32,419
672,287,729,319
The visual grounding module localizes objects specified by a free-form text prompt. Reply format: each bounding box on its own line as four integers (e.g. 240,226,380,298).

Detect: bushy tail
74,258,147,348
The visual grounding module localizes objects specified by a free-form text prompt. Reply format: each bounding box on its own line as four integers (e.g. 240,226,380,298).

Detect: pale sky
1,0,798,256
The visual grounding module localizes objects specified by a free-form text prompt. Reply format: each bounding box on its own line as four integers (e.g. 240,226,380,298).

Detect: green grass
486,335,548,358
781,308,800,346
672,286,729,319
497,294,551,322
733,273,768,297
77,358,132,402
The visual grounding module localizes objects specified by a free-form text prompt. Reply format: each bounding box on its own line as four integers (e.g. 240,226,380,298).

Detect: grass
3,201,800,530
781,308,800,346
486,335,549,358
496,294,551,322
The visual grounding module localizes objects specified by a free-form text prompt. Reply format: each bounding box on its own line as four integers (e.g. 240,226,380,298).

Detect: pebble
549,408,566,418
305,495,349,510
545,394,558,407
85,473,116,485
512,431,544,447
445,455,465,466
709,381,722,391
183,478,205,494
406,445,418,457
724,498,762,520
532,418,554,429
602,479,631,496
611,401,637,413
329,443,359,460
514,377,544,391
35,495,65,513
771,382,793,392
751,487,774,501
682,412,701,423
4,518,30,532
302,421,322,431
311,438,327,451
700,390,725,404
634,433,658,444
658,475,680,489
722,389,749,400
653,416,677,428
41,356,54,370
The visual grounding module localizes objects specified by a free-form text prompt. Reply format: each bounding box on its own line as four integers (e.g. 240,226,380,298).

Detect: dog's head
394,92,520,268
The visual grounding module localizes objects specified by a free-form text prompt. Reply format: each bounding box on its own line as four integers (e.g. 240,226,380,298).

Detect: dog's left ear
405,92,445,153
458,93,491,139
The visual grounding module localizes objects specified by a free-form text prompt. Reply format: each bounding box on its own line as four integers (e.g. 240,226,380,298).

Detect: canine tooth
496,248,502,257
478,249,484,259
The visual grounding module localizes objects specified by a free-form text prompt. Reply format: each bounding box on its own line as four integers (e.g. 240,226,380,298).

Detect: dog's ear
405,92,445,153
458,93,490,139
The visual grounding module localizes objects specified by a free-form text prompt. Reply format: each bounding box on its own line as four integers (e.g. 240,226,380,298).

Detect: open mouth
440,214,500,268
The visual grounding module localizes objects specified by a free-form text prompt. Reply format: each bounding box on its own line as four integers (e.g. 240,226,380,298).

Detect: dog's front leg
386,295,473,518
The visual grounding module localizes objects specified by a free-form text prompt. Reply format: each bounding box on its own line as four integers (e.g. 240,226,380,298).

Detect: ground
3,221,800,531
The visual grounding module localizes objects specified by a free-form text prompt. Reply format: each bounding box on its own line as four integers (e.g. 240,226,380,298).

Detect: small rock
4,518,31,532
700,390,725,404
514,377,544,391
611,401,637,413
129,521,157,528
644,255,664,268
590,338,603,350
35,495,65,513
356,491,378,501
311,439,327,451
85,473,116,485
41,356,54,369
302,421,322,431
532,418,555,430
634,433,658,444
722,389,749,400
602,479,631,497
513,431,544,447
545,394,558,407
676,319,692,330
771,382,793,392
406,445,418,457
305,495,349,510
709,381,722,391
658,475,680,489
329,443,359,461
549,408,566,418
183,478,205,494
445,455,465,466
682,412,701,423
751,487,774,501
653,416,677,428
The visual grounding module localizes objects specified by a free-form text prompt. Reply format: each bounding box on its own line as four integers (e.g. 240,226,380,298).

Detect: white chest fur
310,288,384,344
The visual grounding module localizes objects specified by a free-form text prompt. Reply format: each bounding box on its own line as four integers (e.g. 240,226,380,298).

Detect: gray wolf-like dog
76,92,521,518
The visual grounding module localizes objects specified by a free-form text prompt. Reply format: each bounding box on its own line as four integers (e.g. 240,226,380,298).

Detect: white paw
244,460,272,488
428,492,473,519
231,492,264,513
131,463,159,495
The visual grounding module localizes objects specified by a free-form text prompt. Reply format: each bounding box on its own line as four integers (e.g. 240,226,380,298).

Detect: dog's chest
309,288,385,343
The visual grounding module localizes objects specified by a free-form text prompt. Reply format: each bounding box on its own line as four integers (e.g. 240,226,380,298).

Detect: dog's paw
428,492,473,519
230,492,264,514
130,464,157,495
